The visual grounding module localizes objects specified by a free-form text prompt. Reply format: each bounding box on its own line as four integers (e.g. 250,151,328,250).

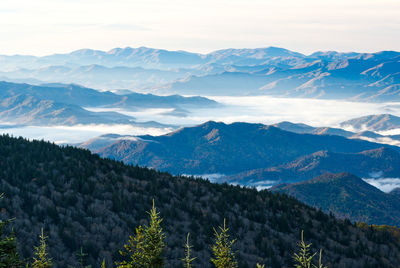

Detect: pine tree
32,228,52,268
76,247,91,268
117,226,147,267
0,194,22,268
211,219,238,268
293,231,327,268
313,249,327,268
143,200,166,268
181,233,196,268
117,200,166,268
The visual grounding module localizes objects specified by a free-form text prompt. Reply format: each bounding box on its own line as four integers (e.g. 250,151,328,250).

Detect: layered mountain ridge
1,46,400,101
0,81,216,126
83,121,400,179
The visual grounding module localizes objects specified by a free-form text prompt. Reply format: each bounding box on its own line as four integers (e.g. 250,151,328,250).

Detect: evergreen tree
293,231,327,268
143,200,166,267
117,200,166,268
314,249,327,268
32,228,52,268
76,247,91,268
182,233,196,268
117,226,146,267
211,219,238,268
0,194,21,268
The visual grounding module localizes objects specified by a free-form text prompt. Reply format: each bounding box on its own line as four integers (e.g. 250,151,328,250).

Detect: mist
89,96,400,127
2,96,400,144
363,178,400,193
0,124,174,144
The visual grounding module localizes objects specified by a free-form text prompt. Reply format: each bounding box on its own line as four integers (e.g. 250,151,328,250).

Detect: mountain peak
340,114,400,131
309,172,361,184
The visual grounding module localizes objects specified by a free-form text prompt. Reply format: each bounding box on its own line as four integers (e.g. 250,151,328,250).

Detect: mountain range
340,114,400,131
163,54,400,100
0,64,197,90
224,147,400,186
0,81,216,126
0,47,308,70
81,121,400,182
1,47,400,101
272,117,400,146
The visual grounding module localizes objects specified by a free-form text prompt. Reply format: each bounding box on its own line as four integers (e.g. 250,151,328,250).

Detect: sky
0,0,399,56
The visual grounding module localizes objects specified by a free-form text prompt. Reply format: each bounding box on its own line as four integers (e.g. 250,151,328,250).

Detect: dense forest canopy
0,135,400,267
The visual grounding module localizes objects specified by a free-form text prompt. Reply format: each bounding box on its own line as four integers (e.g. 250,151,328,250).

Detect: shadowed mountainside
224,147,400,186
91,121,399,175
271,172,400,226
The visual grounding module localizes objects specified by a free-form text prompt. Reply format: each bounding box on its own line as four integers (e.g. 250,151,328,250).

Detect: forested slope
0,135,400,267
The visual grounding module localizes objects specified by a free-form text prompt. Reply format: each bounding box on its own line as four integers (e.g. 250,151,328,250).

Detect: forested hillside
271,173,400,226
1,135,400,267
94,121,399,176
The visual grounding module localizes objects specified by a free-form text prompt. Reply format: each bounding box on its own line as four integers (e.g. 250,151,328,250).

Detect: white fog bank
363,178,400,193
3,96,400,144
0,124,174,144
88,96,400,127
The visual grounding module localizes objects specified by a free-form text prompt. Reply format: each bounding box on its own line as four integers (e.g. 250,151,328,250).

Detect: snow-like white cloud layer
0,124,173,144
88,96,400,127
3,96,400,144
363,178,400,193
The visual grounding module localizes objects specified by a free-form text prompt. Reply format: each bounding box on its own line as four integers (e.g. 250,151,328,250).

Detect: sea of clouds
2,96,400,144
363,178,400,193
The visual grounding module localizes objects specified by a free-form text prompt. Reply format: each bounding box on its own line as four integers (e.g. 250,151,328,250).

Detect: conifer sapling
211,219,238,268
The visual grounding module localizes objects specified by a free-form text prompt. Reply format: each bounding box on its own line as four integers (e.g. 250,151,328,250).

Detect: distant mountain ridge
0,46,306,70
273,121,354,137
164,55,400,100
0,94,135,125
273,119,400,146
224,147,400,186
271,172,400,226
0,81,216,126
340,114,400,131
87,121,400,178
1,46,400,100
0,64,196,90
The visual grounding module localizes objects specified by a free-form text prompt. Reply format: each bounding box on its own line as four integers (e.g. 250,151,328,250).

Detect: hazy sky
1,0,399,55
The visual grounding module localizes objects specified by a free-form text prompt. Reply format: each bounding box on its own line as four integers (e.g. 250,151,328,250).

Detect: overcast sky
1,0,399,56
